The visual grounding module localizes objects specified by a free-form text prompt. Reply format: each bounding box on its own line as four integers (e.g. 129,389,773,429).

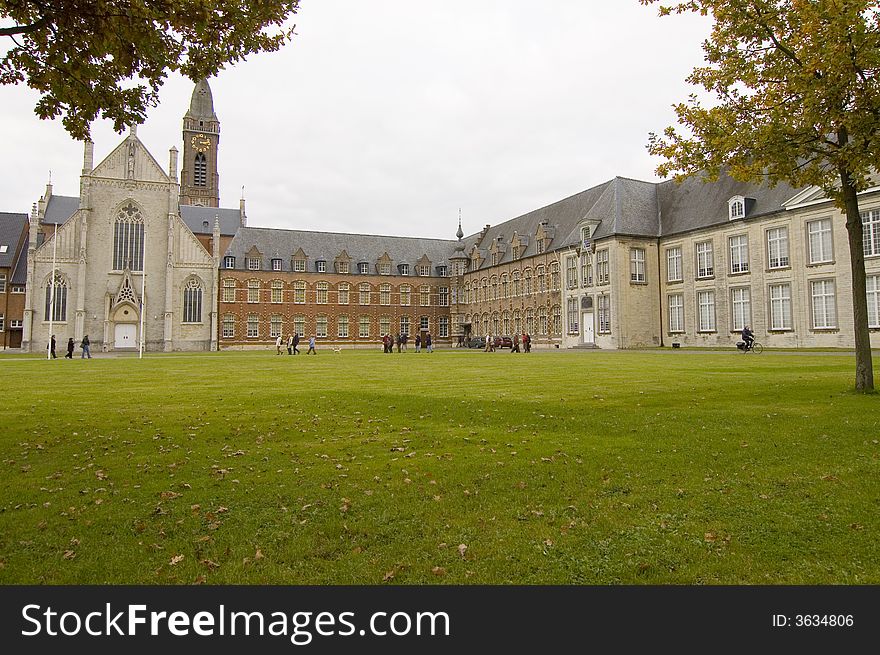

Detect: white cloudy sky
0,1,710,239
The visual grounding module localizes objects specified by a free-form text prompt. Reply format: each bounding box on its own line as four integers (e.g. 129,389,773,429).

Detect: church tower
180,78,220,207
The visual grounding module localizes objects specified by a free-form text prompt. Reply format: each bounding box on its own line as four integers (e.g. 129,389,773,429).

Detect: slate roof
180,205,241,236
657,173,801,237
42,195,80,225
11,236,29,284
224,226,457,274
0,212,28,268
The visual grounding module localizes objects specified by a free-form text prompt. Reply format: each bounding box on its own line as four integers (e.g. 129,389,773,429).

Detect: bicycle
736,340,763,354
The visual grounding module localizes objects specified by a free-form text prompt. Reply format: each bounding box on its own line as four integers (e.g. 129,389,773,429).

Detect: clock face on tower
190,135,211,152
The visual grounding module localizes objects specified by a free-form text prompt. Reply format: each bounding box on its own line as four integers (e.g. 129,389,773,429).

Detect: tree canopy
0,0,300,139
641,0,879,390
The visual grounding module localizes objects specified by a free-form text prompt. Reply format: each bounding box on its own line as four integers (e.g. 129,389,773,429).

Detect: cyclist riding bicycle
741,325,755,351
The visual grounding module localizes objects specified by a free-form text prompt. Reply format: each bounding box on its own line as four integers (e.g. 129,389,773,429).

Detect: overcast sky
0,1,710,239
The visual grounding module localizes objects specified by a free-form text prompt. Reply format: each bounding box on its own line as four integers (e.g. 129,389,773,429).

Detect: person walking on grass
512,333,520,353
49,334,57,359
275,334,283,355
81,335,91,358
415,333,421,352
307,336,317,355
287,333,293,355
425,332,433,353
293,333,300,355
65,337,74,359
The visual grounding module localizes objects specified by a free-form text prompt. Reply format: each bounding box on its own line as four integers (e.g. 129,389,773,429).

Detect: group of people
382,332,433,353
484,333,532,353
48,334,91,359
275,333,316,355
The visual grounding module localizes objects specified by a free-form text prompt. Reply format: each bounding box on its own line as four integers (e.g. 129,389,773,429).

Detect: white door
115,323,137,348
582,312,594,343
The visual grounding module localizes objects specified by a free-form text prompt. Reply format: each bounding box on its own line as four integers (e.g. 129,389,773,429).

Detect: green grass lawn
0,349,877,584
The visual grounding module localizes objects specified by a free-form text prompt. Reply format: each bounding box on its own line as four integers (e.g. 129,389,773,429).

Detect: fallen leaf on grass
62,550,76,560
169,554,184,566
458,544,468,558
432,566,446,576
383,570,395,582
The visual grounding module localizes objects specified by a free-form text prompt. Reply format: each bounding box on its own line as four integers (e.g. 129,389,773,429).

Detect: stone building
0,212,29,349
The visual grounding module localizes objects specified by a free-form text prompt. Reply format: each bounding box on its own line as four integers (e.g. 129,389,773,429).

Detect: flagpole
139,223,146,359
47,222,57,359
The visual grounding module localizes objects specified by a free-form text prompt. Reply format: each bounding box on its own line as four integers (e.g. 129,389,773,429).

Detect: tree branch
0,15,52,38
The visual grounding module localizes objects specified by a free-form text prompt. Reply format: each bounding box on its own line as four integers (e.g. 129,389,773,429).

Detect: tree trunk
838,165,875,392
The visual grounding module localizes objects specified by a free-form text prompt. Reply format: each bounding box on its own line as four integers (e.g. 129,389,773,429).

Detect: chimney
212,215,221,262
239,196,247,227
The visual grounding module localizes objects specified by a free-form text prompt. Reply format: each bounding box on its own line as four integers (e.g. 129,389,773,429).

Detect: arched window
222,278,236,303
194,152,207,187
359,283,371,305
183,278,203,323
501,274,509,298
44,272,68,322
399,284,411,306
380,283,392,306
113,201,144,271
316,281,329,304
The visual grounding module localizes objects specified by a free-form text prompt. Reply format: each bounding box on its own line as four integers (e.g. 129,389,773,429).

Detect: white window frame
337,315,349,338
271,258,282,272
247,280,260,304
810,279,837,329
223,256,235,269
863,209,880,257
696,241,714,278
247,314,259,338
730,287,751,332
439,316,449,337
293,259,306,272
868,275,880,328
597,295,610,334
316,316,328,338
359,316,370,338
316,281,328,304
270,314,283,338
247,257,261,271
769,283,792,331
767,226,790,269
293,281,306,304
222,279,236,303
596,250,609,285
666,247,682,283
222,314,234,338
630,248,646,283
728,235,749,274
807,218,833,264
668,294,684,333
697,290,716,332
270,280,283,304
567,298,579,334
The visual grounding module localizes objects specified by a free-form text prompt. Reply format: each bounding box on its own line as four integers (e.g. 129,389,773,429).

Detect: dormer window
271,258,282,271
581,226,592,251
417,265,430,276
316,260,326,273
729,196,745,220
536,238,545,254
359,262,369,274
491,252,499,266
512,245,521,260
379,263,391,275
293,259,306,272
399,264,410,276
247,257,261,271
224,256,235,269
437,265,448,277
337,261,349,274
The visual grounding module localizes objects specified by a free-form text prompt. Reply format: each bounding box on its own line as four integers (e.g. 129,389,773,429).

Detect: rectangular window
293,282,306,304
399,315,410,335
316,283,328,304
379,316,391,336
336,261,349,274
293,259,306,272
666,247,682,282
668,294,684,333
379,263,391,275
271,281,283,304
730,287,751,332
536,239,545,254
729,235,749,274
437,266,448,277
223,256,235,269
439,316,449,337
247,257,261,271
10,319,22,328
420,316,429,331
359,262,369,274
247,314,259,338
566,256,578,289
597,295,611,334
222,314,235,338
271,258,282,271
767,226,790,268
630,248,646,283
567,298,579,334
418,265,430,276
380,284,391,306
810,279,837,329
359,285,370,305
867,275,880,328
270,315,282,338
359,316,370,338
316,316,328,338
0,313,4,332
596,250,609,285
420,286,431,306
12,285,24,294
294,315,305,337
316,261,326,273
581,254,592,287
400,286,411,306
769,283,792,330
338,284,349,305
399,264,409,276
247,280,260,304
222,279,236,303
696,241,714,278
863,209,880,257
807,219,833,264
697,290,716,332
438,287,449,306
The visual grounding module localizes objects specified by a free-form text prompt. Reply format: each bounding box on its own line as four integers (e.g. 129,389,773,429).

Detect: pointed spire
128,124,138,139
186,78,218,121
456,208,464,240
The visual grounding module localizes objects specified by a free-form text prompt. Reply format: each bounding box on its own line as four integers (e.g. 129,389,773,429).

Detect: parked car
466,336,486,349
493,336,513,349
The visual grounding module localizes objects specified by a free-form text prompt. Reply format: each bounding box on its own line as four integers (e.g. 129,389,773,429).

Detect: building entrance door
115,323,137,349
582,311,594,344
